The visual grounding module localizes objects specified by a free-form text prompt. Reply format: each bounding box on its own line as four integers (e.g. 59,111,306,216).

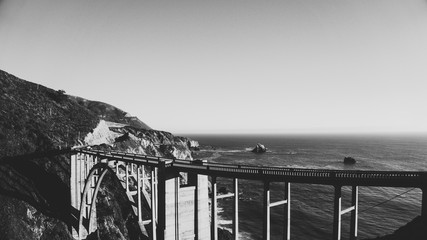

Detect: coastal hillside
0,69,197,239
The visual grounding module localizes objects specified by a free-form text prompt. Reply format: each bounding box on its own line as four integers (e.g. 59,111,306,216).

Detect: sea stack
252,143,267,153
344,156,356,164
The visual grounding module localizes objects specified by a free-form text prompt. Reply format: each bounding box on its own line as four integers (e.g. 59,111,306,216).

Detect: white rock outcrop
84,120,122,146
84,120,195,160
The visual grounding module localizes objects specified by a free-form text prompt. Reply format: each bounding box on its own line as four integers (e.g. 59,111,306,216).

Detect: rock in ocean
344,156,356,164
252,143,267,153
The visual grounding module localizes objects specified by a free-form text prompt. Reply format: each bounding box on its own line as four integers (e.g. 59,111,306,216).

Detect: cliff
0,69,198,239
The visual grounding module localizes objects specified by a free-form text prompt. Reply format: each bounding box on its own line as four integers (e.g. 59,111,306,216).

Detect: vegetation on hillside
0,70,98,157
70,96,151,130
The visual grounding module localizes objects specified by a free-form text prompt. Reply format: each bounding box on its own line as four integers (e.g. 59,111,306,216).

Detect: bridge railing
78,148,424,181
75,148,427,188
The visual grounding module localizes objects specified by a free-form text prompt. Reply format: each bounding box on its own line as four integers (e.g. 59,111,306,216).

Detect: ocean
185,134,427,240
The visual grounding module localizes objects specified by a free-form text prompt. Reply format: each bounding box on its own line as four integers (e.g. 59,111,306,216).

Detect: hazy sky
1,0,427,134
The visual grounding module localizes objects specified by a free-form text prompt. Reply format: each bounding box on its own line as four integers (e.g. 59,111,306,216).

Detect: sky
1,0,427,134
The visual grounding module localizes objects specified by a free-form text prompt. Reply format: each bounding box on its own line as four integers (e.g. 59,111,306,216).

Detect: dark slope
0,70,98,156
366,215,427,240
0,69,189,239
0,70,100,239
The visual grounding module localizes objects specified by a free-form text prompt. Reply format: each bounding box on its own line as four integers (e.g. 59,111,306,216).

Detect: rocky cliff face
0,69,198,239
84,120,194,160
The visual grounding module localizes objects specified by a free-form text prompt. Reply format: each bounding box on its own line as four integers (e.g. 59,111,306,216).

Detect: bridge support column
211,176,218,240
263,181,291,240
196,182,201,239
158,163,181,240
263,181,271,240
233,178,239,240
283,182,290,240
155,167,158,221
78,153,83,210
333,185,358,240
70,154,77,209
142,165,145,192
151,168,157,240
190,174,199,240
70,154,79,238
125,163,130,192
137,165,142,223
350,186,358,240
174,176,179,240
188,160,210,240
157,161,166,240
333,186,342,240
84,155,90,218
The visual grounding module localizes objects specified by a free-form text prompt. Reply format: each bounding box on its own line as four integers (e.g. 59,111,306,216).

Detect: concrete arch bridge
70,148,427,240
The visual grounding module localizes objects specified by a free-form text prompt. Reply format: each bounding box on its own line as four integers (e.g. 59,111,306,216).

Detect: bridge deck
78,149,427,188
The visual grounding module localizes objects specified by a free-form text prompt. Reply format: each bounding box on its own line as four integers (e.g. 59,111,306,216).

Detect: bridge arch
71,154,157,240
78,162,113,239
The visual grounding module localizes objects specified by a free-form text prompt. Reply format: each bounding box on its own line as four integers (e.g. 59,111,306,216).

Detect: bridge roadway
74,148,427,240
79,149,427,188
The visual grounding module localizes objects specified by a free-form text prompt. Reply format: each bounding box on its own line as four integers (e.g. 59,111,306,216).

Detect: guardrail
77,149,427,188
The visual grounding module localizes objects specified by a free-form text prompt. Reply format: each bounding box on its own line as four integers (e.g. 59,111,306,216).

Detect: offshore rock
344,156,356,164
252,143,267,153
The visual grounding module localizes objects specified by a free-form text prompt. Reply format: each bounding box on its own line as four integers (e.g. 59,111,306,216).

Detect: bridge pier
157,161,167,240
71,153,95,239
151,169,157,240
188,161,211,240
333,186,342,240
263,181,291,240
137,165,142,222
283,182,290,240
350,186,358,240
70,154,78,238
209,176,239,240
333,186,358,240
233,178,239,240
211,176,218,240
188,173,199,239
263,181,271,240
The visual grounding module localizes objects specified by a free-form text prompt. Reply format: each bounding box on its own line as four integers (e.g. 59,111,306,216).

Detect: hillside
0,70,98,156
0,69,196,239
69,96,152,130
